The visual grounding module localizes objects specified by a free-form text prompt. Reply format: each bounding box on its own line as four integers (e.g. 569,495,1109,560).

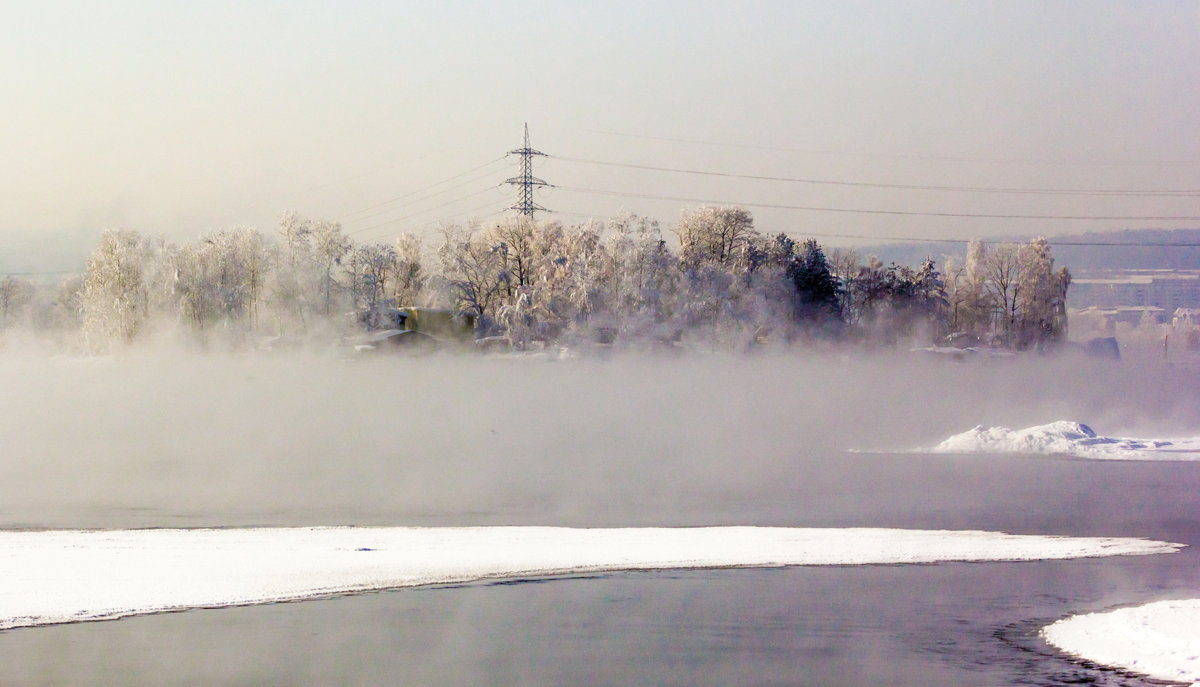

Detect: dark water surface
2,451,1197,687
1,354,1198,685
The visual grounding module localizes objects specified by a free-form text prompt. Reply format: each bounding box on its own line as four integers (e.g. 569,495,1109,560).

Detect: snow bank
0,526,1179,630
931,421,1200,460
1043,599,1200,684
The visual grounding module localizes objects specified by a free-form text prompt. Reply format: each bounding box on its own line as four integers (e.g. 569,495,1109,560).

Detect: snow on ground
0,526,1179,630
1043,599,1200,685
931,421,1200,460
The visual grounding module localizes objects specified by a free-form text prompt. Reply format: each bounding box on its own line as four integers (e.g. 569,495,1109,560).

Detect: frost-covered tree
942,239,992,338
675,206,758,269
983,242,1023,344
278,211,311,268
672,207,764,344
235,227,273,330
172,240,224,335
390,234,425,306
437,224,509,327
354,242,398,312
1013,238,1070,349
271,213,315,332
268,212,349,333
940,238,1068,349
605,213,680,336
487,216,538,295
167,229,274,342
309,220,352,316
81,229,151,349
0,276,34,329
552,221,613,334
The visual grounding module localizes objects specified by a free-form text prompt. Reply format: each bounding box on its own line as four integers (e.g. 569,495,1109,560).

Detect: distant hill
1049,229,1200,272
853,228,1200,273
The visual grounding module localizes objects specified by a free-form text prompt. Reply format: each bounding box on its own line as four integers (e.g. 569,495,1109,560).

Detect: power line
339,156,507,221
343,165,507,231
439,197,512,225
353,185,503,241
551,155,1200,197
553,185,1200,222
585,129,1200,167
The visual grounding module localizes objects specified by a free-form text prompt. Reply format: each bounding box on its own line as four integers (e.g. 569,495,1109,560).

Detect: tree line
0,207,1069,353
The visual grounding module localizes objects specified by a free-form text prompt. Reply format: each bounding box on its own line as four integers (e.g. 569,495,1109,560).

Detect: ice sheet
0,526,1180,630
1043,599,1200,685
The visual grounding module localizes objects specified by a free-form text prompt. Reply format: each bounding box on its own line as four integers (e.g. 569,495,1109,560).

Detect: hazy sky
3,1,1198,270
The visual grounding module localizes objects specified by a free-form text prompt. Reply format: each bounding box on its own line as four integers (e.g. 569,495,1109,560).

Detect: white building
1068,270,1200,312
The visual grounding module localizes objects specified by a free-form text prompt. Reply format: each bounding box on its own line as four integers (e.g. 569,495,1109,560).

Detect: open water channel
1,352,1197,685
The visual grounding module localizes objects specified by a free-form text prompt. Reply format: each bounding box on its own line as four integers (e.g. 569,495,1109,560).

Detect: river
0,352,1196,685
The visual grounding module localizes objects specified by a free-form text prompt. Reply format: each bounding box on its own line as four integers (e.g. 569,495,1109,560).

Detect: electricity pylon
505,123,550,216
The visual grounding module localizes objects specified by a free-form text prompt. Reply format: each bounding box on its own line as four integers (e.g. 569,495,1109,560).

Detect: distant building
1174,308,1200,328
1068,270,1200,312
1073,306,1168,335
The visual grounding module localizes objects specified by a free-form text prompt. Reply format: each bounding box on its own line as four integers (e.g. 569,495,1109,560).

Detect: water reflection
2,555,1195,686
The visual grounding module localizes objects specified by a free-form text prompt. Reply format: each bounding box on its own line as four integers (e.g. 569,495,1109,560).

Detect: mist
3,349,1197,534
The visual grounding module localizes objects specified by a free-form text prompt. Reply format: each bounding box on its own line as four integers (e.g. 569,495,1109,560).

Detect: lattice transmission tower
505,123,550,216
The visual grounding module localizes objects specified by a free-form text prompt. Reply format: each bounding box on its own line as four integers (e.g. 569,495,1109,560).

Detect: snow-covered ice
931,421,1200,460
1043,599,1200,685
0,526,1180,630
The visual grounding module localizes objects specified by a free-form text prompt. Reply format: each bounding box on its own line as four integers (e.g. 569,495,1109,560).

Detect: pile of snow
1043,599,1200,685
0,526,1180,630
932,421,1200,460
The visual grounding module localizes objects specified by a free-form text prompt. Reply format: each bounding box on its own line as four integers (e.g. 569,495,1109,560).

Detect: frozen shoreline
1043,599,1200,685
0,526,1180,631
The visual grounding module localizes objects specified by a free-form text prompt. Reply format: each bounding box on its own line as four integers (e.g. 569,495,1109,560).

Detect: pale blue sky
2,1,1198,269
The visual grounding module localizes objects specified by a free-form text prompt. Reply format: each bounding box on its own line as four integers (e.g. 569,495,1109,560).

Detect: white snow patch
0,526,1180,630
931,421,1200,461
1043,599,1200,685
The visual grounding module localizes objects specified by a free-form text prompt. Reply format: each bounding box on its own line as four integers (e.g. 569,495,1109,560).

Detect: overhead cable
340,156,507,222
344,166,507,232
584,130,1200,167
552,185,1200,222
551,155,1200,197
353,185,502,241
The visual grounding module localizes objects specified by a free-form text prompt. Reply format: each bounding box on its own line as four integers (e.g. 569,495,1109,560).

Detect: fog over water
3,351,1197,532
3,350,1200,686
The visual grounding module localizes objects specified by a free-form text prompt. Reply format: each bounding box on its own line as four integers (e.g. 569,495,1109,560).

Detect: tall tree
309,220,352,315
437,225,509,326
674,206,758,269
983,242,1023,344
81,229,150,349
390,234,426,306
787,239,841,328
1014,238,1071,349
355,243,398,312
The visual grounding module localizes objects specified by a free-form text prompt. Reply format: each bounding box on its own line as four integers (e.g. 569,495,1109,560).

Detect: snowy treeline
941,238,1071,349
0,207,1069,353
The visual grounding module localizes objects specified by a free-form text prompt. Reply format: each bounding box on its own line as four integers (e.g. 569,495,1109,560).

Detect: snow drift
0,526,1180,631
1043,599,1200,684
931,421,1200,460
